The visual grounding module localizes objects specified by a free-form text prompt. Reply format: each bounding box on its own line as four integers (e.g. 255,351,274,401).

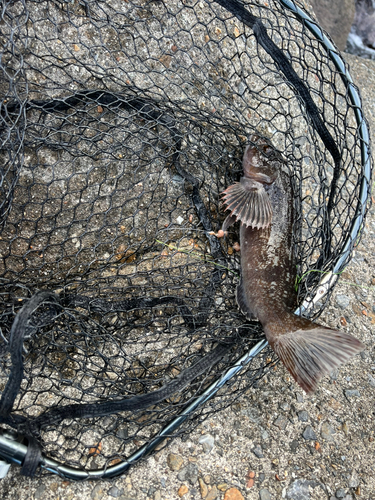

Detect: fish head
242,134,281,184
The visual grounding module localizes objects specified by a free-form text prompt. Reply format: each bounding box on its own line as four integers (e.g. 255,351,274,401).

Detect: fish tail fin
221,179,272,229
265,316,364,394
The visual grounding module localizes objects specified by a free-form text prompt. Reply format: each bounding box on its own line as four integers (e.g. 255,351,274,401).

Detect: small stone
273,415,288,430
217,484,228,491
154,491,162,500
91,484,105,500
34,485,46,499
167,453,184,471
290,439,299,453
108,486,124,498
178,485,189,497
348,474,359,488
258,473,265,483
298,410,309,422
279,402,290,411
296,393,304,403
342,421,350,436
302,426,317,440
206,485,219,500
199,477,208,498
286,480,320,500
223,487,244,500
335,488,346,498
252,444,264,458
336,294,350,309
368,374,375,387
177,463,199,485
176,216,184,225
198,434,215,453
344,389,361,398
259,488,272,500
321,422,335,442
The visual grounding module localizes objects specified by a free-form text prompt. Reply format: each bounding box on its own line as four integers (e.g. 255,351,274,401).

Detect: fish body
222,135,364,394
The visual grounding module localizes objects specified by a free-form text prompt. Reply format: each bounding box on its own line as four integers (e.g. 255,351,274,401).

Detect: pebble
348,474,359,488
206,485,219,500
302,426,317,440
178,485,189,497
177,463,199,485
154,491,161,500
198,434,215,453
259,488,272,500
273,415,288,430
199,477,208,498
286,480,320,500
167,453,184,471
223,487,244,500
290,440,299,453
344,389,361,398
252,445,264,458
321,422,335,442
91,484,105,499
34,485,46,499
368,374,375,387
335,488,346,498
335,294,350,309
296,393,304,403
108,486,124,498
258,473,265,483
298,410,309,422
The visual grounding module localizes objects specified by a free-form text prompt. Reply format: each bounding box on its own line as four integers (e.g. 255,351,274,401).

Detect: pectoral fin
221,180,272,229
236,280,257,321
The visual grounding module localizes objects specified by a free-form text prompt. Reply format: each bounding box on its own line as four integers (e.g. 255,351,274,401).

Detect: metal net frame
0,0,371,479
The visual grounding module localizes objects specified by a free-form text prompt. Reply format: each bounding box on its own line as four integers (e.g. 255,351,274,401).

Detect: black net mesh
0,0,371,478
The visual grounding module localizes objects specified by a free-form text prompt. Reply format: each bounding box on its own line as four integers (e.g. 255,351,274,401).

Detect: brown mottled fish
222,135,364,394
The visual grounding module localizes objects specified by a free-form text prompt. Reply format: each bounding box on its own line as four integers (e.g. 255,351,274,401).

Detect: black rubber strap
0,291,61,417
20,436,42,477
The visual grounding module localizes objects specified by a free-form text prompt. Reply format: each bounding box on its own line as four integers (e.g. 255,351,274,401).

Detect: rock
368,374,375,387
302,426,317,441
296,393,304,403
154,491,162,500
348,473,359,488
310,0,355,50
290,439,299,453
344,389,361,398
321,422,335,442
34,485,46,499
273,415,288,430
252,445,264,458
223,487,244,500
167,453,184,471
335,294,350,309
298,410,309,422
178,485,189,497
279,402,290,411
108,486,125,498
91,484,105,500
286,479,321,500
198,434,215,453
258,473,265,483
199,477,208,498
177,463,199,485
259,488,272,500
335,488,346,499
206,485,219,500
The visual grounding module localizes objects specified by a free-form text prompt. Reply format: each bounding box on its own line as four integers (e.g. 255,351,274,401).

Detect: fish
221,134,364,394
